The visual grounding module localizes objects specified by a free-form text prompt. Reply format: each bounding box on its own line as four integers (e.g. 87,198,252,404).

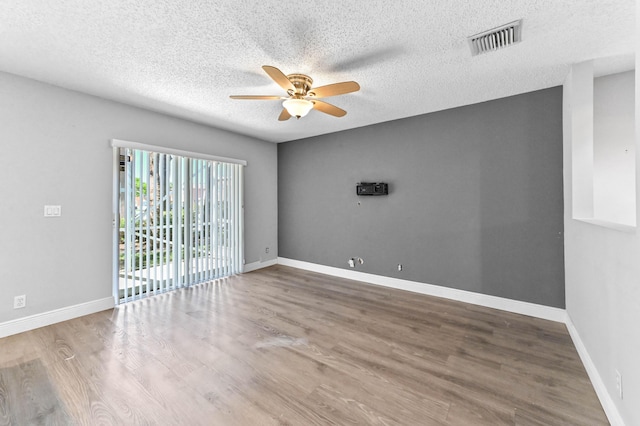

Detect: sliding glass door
114,145,243,303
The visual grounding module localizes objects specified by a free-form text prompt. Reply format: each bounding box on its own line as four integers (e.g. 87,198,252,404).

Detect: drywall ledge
277,257,566,323
575,218,637,234
0,297,114,339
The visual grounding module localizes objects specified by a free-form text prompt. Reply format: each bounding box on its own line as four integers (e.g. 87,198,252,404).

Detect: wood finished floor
0,265,607,425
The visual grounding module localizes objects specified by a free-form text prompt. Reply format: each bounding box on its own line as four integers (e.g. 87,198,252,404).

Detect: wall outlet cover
14,295,26,309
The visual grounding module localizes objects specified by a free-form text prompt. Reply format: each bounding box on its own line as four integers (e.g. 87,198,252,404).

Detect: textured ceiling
0,0,635,143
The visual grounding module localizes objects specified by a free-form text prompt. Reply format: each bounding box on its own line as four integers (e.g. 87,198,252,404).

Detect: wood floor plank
0,358,72,425
0,265,608,425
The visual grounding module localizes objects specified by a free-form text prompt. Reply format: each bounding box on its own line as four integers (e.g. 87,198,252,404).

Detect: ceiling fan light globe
283,98,313,118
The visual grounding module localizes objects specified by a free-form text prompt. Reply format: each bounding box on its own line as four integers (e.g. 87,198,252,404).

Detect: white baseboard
0,297,114,339
565,315,625,426
243,258,278,273
277,257,567,323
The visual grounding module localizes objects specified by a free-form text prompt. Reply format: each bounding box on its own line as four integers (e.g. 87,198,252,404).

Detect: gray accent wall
279,87,565,308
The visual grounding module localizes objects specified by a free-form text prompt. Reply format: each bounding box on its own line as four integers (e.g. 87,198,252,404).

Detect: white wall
0,71,277,325
564,63,640,426
594,71,636,225
569,61,595,219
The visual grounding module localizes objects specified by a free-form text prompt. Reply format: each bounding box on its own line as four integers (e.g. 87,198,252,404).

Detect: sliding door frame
110,139,246,304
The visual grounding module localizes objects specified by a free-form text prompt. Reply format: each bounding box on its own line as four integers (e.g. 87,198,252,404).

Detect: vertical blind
115,146,244,303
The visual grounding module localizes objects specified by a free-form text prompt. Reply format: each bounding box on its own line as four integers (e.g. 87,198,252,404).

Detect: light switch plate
44,205,61,217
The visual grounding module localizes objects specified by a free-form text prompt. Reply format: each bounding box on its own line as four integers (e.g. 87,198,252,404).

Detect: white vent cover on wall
468,20,522,56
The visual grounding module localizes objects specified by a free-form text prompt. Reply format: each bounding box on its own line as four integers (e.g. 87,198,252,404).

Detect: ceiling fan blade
312,100,347,117
278,108,292,121
229,95,283,100
262,65,295,92
308,81,360,98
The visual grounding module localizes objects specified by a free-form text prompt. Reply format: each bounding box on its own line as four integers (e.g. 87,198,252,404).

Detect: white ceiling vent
468,20,522,56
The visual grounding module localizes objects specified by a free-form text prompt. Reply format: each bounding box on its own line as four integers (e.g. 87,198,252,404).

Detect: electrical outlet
398,264,403,271
265,247,269,254
615,370,623,399
14,295,26,309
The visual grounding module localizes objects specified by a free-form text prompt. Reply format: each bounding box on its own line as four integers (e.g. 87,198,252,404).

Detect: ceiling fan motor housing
287,74,313,96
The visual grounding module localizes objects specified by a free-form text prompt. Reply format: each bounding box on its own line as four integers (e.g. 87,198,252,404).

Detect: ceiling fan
230,65,360,120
